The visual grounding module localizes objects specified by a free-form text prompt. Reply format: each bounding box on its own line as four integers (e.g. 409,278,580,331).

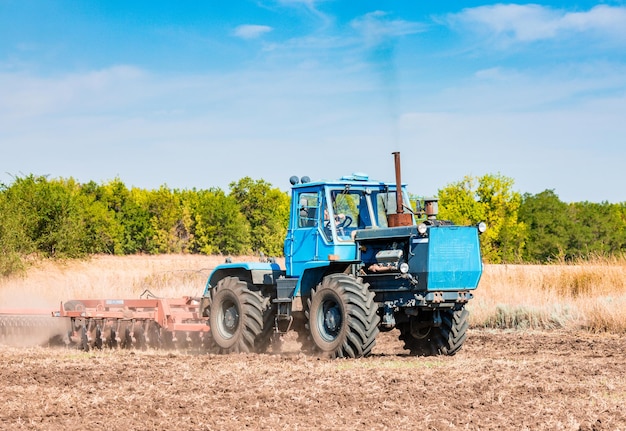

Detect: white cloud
351,11,426,46
272,0,333,30
233,24,273,40
561,5,626,36
0,65,145,121
446,4,626,44
422,62,626,115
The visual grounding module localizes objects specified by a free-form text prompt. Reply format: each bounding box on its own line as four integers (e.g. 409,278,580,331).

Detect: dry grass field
472,258,626,333
1,255,626,430
2,253,625,333
0,254,226,309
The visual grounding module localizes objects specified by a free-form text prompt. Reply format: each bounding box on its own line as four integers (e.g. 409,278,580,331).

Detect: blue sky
1,1,625,202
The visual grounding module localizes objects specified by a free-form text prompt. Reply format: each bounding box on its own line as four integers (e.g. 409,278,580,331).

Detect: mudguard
204,262,285,295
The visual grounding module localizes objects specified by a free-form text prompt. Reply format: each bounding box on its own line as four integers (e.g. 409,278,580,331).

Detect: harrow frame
1,297,210,350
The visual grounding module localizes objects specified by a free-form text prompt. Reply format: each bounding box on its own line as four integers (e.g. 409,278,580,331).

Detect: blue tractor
199,152,485,358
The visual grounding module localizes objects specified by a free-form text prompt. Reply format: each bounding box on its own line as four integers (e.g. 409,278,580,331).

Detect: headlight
417,223,428,235
399,262,410,274
477,221,487,234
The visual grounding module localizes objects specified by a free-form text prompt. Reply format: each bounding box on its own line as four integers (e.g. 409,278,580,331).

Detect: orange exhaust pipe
387,152,413,227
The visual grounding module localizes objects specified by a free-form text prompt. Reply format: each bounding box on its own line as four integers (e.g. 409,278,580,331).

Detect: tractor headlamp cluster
417,223,428,235
477,221,487,234
399,262,410,274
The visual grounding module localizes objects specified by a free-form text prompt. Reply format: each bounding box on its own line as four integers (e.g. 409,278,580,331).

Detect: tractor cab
284,174,414,278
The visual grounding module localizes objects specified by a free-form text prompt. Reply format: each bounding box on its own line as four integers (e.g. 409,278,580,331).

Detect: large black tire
306,273,379,358
208,276,274,354
399,308,469,356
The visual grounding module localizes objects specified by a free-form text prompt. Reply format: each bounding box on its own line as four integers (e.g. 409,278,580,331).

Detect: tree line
0,175,289,276
1,173,625,276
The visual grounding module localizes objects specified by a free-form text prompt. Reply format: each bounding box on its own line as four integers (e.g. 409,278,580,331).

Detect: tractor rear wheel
399,308,469,356
209,276,273,354
306,274,379,358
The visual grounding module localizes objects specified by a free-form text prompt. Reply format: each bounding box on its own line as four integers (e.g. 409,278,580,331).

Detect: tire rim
317,297,342,342
218,299,239,339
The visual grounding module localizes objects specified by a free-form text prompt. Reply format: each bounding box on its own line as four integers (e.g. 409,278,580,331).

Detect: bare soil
1,329,625,431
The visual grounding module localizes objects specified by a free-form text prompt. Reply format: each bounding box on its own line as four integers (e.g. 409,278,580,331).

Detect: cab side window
332,191,361,240
298,193,318,228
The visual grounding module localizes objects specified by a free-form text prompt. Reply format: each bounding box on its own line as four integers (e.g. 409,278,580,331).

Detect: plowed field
1,329,625,431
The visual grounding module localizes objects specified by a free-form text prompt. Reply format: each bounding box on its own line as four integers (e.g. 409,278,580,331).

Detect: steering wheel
324,215,353,231
336,215,353,229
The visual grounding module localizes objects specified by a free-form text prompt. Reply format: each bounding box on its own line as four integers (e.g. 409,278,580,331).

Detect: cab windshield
324,187,411,241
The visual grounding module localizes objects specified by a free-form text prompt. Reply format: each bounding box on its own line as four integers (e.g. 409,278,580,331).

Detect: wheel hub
223,305,239,333
323,304,342,335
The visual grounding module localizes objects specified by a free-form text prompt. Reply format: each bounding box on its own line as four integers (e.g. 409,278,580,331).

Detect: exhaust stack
387,152,413,227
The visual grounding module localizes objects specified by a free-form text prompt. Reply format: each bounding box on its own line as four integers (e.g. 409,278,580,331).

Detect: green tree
568,201,626,258
438,173,526,263
518,190,573,261
186,188,251,255
229,177,290,256
145,186,191,254
78,181,125,254
2,175,87,258
84,179,153,254
124,187,158,254
0,182,31,275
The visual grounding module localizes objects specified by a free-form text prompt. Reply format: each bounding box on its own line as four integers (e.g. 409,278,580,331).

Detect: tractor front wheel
306,274,379,358
399,308,469,356
209,276,273,354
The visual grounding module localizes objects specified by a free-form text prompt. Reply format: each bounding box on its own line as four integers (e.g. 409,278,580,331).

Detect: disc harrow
0,297,210,351
67,316,211,351
57,297,211,351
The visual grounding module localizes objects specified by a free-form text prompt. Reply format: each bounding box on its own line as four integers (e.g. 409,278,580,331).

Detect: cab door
285,189,323,277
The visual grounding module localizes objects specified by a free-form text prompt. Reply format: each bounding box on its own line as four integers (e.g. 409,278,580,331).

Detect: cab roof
290,173,406,190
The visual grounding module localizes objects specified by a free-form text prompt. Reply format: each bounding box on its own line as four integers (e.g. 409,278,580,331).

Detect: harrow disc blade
0,315,70,347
